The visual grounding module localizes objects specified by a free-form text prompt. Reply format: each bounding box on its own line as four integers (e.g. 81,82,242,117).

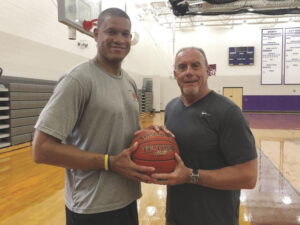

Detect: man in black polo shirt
152,47,258,225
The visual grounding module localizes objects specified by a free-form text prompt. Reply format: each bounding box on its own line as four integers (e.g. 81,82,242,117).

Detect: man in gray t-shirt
33,8,155,225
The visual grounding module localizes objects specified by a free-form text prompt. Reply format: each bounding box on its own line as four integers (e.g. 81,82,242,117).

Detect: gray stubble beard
182,86,200,96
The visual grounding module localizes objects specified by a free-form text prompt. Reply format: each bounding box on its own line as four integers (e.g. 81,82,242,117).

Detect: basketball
131,129,179,174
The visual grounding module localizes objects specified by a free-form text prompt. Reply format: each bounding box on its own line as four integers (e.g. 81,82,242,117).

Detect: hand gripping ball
131,129,179,174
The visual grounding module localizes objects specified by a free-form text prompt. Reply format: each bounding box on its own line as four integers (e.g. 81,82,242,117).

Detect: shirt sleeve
35,75,88,141
219,106,257,165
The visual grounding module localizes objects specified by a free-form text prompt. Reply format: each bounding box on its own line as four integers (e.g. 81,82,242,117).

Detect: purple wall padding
243,95,300,112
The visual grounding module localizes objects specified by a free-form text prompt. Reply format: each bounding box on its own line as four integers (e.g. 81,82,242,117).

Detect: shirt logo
201,111,211,116
128,90,138,102
132,92,138,100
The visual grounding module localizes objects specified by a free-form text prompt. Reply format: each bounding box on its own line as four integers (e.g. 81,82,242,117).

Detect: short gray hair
175,47,208,67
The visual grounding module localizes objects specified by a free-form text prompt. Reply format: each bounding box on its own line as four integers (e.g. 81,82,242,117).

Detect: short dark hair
97,8,131,28
175,47,208,67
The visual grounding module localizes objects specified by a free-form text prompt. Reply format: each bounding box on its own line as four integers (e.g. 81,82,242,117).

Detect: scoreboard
229,46,254,66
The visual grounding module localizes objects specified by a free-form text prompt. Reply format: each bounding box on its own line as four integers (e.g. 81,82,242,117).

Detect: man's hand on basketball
109,142,156,183
134,125,175,138
151,153,190,185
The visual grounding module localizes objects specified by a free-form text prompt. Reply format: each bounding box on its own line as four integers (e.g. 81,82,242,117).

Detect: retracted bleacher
138,78,153,113
0,76,56,150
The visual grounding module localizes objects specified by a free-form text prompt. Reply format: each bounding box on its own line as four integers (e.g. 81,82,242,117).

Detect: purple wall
243,95,300,112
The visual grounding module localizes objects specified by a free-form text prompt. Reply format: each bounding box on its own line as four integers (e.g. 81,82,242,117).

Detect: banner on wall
261,29,283,85
208,64,216,76
284,27,300,85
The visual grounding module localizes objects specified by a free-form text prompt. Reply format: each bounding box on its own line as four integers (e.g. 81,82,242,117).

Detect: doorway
223,87,243,109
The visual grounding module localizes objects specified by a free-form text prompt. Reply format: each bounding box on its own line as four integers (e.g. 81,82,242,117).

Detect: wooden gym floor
0,112,299,225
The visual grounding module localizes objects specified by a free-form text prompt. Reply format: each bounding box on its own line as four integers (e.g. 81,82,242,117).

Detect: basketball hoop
83,19,98,32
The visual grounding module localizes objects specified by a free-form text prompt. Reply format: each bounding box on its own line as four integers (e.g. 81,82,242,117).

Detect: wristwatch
190,169,200,184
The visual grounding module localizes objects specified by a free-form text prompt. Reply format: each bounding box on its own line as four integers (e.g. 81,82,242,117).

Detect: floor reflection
243,152,300,225
243,128,300,225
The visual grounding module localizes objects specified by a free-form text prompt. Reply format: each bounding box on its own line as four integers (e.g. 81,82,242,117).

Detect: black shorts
66,201,139,225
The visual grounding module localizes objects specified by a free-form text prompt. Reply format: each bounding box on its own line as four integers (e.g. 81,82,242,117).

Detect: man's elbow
32,130,54,164
32,140,50,164
244,173,257,189
32,145,45,164
246,178,257,189
242,158,258,189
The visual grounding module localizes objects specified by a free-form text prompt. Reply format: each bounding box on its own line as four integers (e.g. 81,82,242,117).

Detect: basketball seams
132,135,176,143
132,149,178,161
136,138,176,145
132,131,176,144
131,158,175,162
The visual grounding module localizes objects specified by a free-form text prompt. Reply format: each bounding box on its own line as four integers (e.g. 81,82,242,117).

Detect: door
223,87,243,109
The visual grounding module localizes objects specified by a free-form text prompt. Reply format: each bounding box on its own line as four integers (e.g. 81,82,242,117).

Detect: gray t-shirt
35,59,141,214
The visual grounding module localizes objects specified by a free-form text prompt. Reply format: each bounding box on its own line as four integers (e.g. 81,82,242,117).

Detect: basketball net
83,19,98,32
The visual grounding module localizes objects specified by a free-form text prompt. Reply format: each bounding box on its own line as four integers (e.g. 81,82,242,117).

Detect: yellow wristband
104,154,109,171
